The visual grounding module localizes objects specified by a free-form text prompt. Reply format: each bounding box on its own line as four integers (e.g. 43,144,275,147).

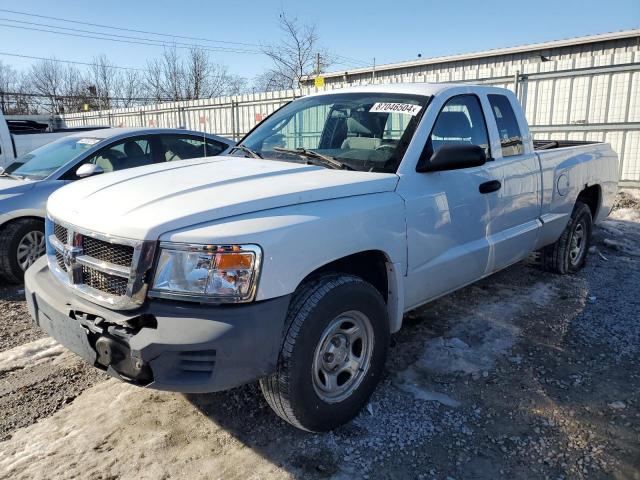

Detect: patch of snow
0,337,67,374
610,207,640,223
401,282,555,380
620,188,640,203
0,380,291,480
394,369,460,407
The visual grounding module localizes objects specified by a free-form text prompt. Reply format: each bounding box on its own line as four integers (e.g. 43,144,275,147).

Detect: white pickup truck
25,83,619,432
0,113,104,169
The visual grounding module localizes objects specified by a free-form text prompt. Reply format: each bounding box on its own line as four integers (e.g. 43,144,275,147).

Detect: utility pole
372,58,376,83
316,52,321,77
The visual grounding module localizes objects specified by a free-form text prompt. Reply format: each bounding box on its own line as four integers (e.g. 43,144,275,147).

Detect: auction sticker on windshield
369,103,422,116
76,138,101,145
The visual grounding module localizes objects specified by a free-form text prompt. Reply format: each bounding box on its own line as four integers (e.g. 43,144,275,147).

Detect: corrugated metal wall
62,40,640,186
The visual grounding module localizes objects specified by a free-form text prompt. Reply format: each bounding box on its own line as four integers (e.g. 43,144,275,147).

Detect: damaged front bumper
24,257,291,393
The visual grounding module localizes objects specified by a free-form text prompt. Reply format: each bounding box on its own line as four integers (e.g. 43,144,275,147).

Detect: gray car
0,127,234,283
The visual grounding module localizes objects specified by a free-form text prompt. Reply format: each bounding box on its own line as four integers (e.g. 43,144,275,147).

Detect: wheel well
0,216,45,232
303,250,389,303
577,184,601,219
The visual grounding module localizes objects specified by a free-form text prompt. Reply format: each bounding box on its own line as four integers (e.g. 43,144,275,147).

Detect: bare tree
29,58,66,114
259,12,332,90
88,55,116,110
10,73,37,115
114,69,143,108
0,61,18,114
144,46,246,101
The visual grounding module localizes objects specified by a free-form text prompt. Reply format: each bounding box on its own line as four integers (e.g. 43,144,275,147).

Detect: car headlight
149,243,261,303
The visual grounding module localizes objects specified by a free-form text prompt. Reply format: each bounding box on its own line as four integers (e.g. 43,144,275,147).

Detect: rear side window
488,94,524,157
160,135,227,162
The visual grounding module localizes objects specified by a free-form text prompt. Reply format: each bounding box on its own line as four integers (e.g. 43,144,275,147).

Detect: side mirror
417,144,487,172
76,163,104,178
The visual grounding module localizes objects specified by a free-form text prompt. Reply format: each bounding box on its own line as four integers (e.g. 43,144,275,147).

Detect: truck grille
55,251,67,272
81,266,129,296
47,219,155,310
82,237,134,267
54,224,67,244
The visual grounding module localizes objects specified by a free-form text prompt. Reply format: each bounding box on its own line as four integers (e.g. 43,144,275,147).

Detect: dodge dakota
25,83,619,431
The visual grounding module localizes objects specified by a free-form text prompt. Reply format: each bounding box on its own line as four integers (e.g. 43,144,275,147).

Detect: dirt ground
0,192,639,480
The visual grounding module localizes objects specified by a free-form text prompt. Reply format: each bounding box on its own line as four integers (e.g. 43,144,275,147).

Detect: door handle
479,180,502,194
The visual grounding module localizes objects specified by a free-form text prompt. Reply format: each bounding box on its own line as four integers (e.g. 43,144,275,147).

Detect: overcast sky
1,0,639,80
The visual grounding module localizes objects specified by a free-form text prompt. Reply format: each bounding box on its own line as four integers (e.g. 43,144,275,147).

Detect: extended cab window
488,94,524,157
160,135,227,162
426,95,490,159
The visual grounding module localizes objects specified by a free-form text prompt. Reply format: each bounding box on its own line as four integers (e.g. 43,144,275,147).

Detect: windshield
12,136,102,180
237,92,430,173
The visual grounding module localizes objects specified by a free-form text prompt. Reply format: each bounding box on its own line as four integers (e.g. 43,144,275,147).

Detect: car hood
47,156,399,240
0,178,36,195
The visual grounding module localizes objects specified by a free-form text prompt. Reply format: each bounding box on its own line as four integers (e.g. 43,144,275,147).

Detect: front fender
160,192,407,303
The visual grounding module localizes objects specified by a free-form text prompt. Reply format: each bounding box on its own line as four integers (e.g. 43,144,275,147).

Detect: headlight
149,243,261,303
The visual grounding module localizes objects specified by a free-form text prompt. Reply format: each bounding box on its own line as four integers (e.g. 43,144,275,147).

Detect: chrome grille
81,266,128,296
82,236,134,267
54,224,67,244
55,251,67,272
47,219,155,310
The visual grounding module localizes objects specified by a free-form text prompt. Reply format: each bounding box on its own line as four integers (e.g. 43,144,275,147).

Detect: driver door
397,94,501,309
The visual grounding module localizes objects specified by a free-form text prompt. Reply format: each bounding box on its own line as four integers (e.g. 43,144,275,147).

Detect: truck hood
47,156,399,240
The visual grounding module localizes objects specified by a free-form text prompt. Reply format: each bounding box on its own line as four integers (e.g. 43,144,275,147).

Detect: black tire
0,218,45,284
260,274,390,432
542,201,593,274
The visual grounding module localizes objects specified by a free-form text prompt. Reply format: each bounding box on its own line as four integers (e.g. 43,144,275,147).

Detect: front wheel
260,274,390,432
0,219,46,284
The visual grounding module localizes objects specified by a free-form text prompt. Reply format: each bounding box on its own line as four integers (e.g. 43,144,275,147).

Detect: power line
0,51,144,71
0,7,373,68
0,90,171,102
333,54,371,67
0,17,262,54
0,8,262,48
0,23,261,55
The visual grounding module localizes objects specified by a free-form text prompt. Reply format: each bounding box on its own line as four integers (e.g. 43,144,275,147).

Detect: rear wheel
0,219,46,283
542,201,592,274
260,274,389,432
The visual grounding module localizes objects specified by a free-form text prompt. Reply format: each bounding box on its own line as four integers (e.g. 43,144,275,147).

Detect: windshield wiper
229,145,263,159
0,171,23,180
272,147,353,170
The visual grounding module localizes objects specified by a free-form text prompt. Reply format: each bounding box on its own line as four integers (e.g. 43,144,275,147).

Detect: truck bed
533,139,599,150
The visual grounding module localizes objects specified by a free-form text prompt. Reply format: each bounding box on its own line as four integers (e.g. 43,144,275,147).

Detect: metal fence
62,52,640,186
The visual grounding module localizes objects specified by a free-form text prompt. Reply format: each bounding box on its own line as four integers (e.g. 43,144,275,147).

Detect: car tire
542,201,593,275
0,219,46,284
260,274,390,432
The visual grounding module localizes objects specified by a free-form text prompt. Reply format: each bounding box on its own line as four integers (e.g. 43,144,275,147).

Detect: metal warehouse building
64,29,640,186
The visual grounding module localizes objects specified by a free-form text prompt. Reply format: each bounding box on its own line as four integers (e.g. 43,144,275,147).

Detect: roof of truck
306,82,495,98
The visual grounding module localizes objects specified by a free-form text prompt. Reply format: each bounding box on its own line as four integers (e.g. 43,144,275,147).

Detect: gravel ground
0,286,44,353
0,193,638,480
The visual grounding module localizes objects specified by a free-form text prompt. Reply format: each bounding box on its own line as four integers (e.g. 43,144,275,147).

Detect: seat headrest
346,117,374,136
433,111,472,138
124,141,144,158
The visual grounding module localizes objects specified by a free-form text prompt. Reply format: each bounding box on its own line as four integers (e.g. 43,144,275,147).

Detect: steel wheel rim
312,310,374,403
17,230,45,271
569,222,585,265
